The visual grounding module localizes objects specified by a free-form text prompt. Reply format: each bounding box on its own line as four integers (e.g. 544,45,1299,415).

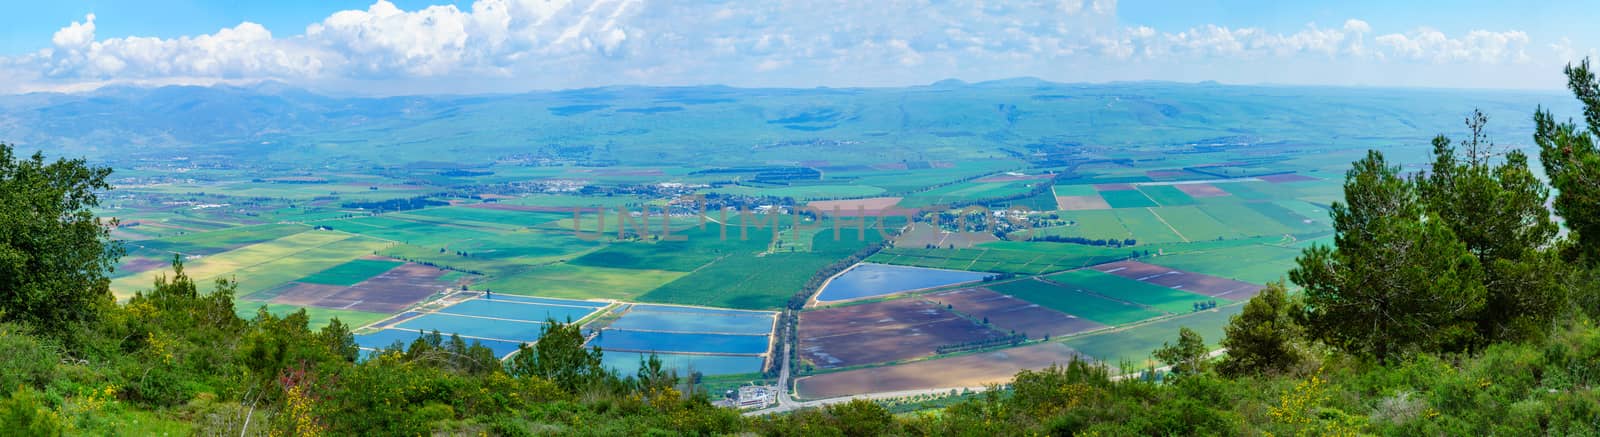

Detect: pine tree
1290,151,1485,362
1419,110,1565,343
1218,281,1301,377
1153,327,1207,377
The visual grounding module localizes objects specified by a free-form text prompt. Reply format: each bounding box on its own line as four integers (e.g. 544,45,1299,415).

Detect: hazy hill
0,80,1577,168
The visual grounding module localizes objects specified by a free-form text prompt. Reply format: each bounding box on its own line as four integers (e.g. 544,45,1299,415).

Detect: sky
0,0,1595,95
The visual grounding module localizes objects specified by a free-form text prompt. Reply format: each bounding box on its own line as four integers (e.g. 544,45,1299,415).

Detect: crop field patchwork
1174,183,1231,198
475,264,686,301
1137,185,1198,206
130,223,310,256
798,298,1006,368
1099,189,1159,208
1092,260,1262,300
296,259,404,286
922,288,1105,338
897,179,1038,208
1149,206,1245,241
257,262,456,313
1063,305,1241,365
795,342,1085,399
1145,243,1303,285
986,278,1162,325
1044,269,1224,314
1054,194,1111,211
1111,208,1185,243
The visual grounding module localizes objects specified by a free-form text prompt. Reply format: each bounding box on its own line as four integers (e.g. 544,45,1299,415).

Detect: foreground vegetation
4,62,1600,435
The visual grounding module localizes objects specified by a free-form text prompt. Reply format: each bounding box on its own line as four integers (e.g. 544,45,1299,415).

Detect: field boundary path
1144,207,1190,242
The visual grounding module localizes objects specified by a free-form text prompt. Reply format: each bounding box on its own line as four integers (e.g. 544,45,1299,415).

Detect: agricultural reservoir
814,262,991,302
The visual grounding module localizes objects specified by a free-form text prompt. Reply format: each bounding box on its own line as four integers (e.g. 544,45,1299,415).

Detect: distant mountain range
0,79,1577,168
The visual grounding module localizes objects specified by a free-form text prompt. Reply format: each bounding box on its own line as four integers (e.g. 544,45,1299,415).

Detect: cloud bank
0,0,1589,94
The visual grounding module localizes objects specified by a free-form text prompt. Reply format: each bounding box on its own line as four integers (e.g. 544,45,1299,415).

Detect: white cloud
0,0,1586,93
1374,28,1530,63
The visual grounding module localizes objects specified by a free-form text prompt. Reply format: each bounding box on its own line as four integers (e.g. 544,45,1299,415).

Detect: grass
1062,304,1241,366
987,278,1164,325
1099,190,1159,208
1045,269,1224,314
297,259,404,286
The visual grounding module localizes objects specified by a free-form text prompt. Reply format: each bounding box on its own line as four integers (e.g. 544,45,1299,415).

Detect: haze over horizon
2,0,1597,95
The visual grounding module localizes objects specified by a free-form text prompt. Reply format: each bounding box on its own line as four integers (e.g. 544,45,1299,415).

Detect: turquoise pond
608,305,776,335
355,328,527,359
813,263,992,302
600,351,766,376
589,330,771,355
439,298,600,324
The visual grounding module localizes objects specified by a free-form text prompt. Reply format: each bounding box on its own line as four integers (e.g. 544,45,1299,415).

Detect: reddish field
263,263,452,313
1173,183,1230,197
1094,260,1261,300
806,197,905,215
1093,183,1135,191
923,288,1105,338
1055,195,1111,210
1258,173,1318,183
117,257,170,275
799,299,1006,368
796,342,1085,398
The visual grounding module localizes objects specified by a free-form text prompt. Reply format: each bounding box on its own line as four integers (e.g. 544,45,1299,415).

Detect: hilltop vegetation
3,63,1600,434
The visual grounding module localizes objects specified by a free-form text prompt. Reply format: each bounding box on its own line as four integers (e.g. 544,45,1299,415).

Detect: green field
297,259,404,286
1137,185,1197,206
131,223,310,256
1062,304,1242,366
1112,208,1185,243
639,224,883,309
474,264,686,301
987,278,1163,325
112,230,362,297
898,179,1037,208
1051,183,1100,197
234,302,392,330
1145,243,1302,285
1150,206,1245,241
1217,182,1273,200
1045,269,1223,314
1099,190,1158,208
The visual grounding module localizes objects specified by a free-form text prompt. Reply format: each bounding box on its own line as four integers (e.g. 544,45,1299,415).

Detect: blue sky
0,0,1594,94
